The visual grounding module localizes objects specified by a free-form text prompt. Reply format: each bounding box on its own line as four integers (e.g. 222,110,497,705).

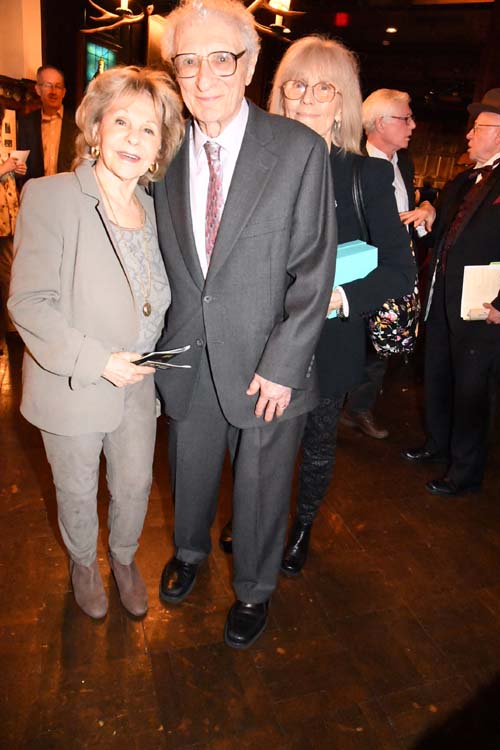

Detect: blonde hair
362,89,411,134
73,66,185,181
161,0,260,62
268,35,362,154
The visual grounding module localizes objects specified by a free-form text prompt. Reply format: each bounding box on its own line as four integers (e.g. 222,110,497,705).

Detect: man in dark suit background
153,0,335,649
342,88,435,439
403,88,500,496
17,65,77,180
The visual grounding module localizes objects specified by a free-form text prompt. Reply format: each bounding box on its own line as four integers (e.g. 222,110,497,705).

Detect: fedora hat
468,88,500,117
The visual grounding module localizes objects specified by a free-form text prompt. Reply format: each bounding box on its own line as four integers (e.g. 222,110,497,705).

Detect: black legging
296,394,345,525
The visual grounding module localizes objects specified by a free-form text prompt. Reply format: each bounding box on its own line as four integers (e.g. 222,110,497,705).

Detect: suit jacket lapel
165,132,205,289
206,102,278,282
397,150,415,210
452,167,500,247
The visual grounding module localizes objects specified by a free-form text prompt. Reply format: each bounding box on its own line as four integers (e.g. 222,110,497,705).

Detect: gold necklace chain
94,168,152,317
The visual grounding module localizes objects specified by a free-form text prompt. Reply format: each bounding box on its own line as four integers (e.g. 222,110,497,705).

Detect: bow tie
469,157,500,180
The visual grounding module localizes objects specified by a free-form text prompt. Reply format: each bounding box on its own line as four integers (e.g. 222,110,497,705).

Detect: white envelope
9,149,30,163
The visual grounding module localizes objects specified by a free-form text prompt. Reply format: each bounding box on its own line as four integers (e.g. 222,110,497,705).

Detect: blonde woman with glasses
220,36,415,574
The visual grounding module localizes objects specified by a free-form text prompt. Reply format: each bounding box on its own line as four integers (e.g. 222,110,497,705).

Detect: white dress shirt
474,150,500,182
189,100,249,277
366,141,409,213
41,105,64,176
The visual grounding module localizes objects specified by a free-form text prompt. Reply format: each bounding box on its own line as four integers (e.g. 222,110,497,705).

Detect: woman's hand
0,156,20,178
101,352,155,388
13,160,27,176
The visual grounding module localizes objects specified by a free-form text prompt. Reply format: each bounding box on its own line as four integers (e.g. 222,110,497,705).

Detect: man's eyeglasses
38,82,65,91
472,123,500,133
172,50,246,78
384,114,415,125
282,80,338,104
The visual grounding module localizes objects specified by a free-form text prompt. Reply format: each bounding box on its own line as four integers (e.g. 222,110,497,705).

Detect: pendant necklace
94,169,152,317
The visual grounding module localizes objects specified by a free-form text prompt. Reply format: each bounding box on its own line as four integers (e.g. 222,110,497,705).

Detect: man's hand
102,352,155,388
399,200,436,232
483,303,500,325
246,373,291,422
328,289,343,316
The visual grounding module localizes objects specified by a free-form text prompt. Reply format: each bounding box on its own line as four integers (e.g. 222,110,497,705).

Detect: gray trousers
168,353,307,604
41,375,156,567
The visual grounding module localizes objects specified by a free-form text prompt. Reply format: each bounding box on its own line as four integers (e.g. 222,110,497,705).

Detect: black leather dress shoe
159,557,199,604
280,520,312,577
426,478,480,497
219,520,233,555
224,600,269,650
401,446,449,463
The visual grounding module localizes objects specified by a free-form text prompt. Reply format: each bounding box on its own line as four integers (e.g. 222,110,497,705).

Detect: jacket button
196,338,204,347
203,295,212,303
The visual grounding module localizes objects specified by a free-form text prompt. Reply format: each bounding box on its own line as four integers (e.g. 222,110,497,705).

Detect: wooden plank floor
1,334,500,750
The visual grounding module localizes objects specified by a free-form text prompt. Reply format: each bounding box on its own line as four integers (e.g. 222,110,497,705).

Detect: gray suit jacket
154,102,336,428
8,162,162,435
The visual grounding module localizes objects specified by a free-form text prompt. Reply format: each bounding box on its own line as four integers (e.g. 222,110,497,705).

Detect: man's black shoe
402,446,449,463
219,520,233,555
280,520,312,577
224,600,269,650
426,478,480,497
159,557,199,604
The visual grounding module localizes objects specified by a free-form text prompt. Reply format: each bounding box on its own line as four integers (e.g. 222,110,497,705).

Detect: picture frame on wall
1,108,16,151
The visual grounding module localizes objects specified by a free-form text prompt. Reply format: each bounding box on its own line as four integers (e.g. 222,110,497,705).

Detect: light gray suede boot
109,556,148,617
70,560,108,619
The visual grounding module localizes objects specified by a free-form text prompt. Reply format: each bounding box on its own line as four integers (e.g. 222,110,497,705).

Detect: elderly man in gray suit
154,0,336,649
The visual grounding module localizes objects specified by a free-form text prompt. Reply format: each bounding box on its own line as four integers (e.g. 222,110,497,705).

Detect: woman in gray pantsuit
8,67,184,619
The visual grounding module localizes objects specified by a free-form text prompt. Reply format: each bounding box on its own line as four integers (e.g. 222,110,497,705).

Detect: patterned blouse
108,214,170,354
0,150,19,238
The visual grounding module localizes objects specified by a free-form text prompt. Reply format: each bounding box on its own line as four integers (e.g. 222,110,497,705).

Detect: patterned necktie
439,160,499,273
204,141,223,264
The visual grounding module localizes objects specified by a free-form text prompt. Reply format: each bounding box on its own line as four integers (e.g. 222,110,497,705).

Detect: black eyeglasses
282,80,338,104
172,50,246,78
384,114,415,125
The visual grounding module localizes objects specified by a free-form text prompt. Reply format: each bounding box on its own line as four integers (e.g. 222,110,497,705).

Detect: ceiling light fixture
247,0,304,39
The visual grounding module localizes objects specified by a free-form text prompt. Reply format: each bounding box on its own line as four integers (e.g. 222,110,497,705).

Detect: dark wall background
38,0,499,186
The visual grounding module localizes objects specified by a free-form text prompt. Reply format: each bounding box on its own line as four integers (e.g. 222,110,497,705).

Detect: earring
148,161,160,177
333,119,342,134
90,145,100,159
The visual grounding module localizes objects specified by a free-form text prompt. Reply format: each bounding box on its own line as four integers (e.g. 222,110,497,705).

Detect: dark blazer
425,165,500,341
17,108,78,180
396,149,416,211
315,148,415,397
361,143,416,211
154,101,336,428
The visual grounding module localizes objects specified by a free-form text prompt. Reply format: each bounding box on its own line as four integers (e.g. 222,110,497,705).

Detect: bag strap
352,159,370,244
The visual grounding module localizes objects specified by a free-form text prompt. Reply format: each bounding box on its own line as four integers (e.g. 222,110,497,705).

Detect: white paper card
9,150,30,163
460,265,500,320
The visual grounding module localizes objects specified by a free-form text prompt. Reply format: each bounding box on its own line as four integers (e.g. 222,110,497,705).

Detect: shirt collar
366,140,398,166
192,99,249,159
41,105,64,122
475,151,500,169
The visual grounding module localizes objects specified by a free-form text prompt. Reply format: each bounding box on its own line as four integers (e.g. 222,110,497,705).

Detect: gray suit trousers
168,352,307,604
41,375,156,566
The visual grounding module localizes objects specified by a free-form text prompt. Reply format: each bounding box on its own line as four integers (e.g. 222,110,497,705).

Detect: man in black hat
403,88,500,496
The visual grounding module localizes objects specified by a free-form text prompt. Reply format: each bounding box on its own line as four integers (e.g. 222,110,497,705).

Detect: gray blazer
154,102,336,428
8,162,164,436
